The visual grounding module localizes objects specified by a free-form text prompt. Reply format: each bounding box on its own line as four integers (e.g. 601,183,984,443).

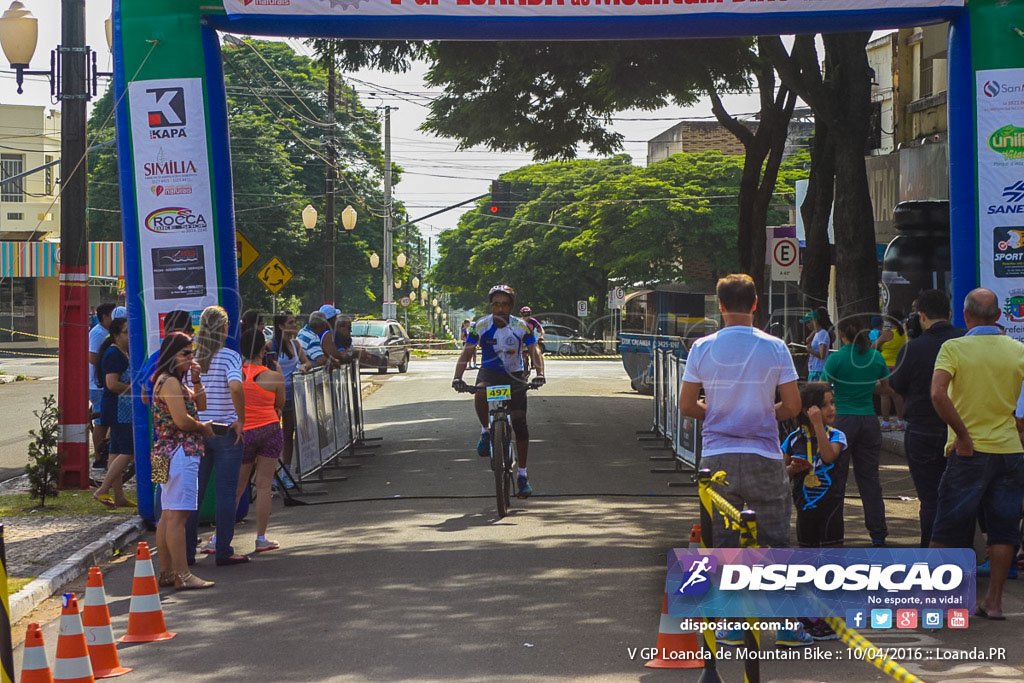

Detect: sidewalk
3,374,378,630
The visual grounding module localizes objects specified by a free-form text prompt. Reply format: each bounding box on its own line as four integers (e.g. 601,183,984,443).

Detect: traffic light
488,180,513,217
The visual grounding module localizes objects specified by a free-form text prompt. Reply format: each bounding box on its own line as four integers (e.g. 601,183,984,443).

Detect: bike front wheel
491,419,510,518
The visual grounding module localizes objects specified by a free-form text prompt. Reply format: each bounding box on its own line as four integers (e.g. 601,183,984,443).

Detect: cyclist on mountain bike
519,306,544,376
452,284,545,497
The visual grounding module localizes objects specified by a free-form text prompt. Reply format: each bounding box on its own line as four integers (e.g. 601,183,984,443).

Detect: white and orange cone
118,542,175,643
52,594,95,683
644,593,705,669
82,568,131,678
19,622,53,683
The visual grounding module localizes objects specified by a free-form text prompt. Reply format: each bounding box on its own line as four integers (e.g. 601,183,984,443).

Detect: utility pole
57,0,91,489
382,105,393,319
323,42,336,305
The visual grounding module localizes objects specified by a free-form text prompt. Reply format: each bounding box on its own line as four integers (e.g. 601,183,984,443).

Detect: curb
9,515,146,624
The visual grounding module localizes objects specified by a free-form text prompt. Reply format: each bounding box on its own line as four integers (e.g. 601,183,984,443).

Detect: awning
0,241,124,278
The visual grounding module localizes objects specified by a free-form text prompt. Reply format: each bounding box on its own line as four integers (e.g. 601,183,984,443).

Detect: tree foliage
86,39,421,316
432,152,808,322
25,394,60,508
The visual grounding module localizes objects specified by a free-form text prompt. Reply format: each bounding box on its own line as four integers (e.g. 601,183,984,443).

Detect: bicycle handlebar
454,382,540,394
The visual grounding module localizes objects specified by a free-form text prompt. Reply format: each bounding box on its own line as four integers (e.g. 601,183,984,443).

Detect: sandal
93,493,116,508
175,572,214,590
158,571,176,588
115,499,137,508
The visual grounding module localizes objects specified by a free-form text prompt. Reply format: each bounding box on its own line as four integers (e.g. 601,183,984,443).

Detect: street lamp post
0,1,111,489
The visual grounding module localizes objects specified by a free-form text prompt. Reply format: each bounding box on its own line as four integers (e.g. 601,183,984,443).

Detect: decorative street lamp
396,252,407,268
369,252,380,269
394,279,402,289
302,204,318,236
412,276,420,289
341,204,357,232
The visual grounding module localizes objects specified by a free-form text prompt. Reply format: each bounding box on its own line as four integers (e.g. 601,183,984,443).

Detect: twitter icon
871,609,893,629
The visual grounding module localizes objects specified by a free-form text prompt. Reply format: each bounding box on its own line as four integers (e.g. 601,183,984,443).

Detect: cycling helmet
519,306,532,316
488,284,516,303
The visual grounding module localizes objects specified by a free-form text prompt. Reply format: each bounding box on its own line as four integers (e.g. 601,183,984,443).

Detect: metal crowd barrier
291,359,367,482
649,348,702,477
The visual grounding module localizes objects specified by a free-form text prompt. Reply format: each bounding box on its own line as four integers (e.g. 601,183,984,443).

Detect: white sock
481,427,489,435
257,535,267,542
518,468,527,478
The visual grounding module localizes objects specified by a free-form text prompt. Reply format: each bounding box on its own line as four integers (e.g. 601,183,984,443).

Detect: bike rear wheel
492,419,510,518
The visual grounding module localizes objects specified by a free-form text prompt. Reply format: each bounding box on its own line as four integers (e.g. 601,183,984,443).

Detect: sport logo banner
666,548,975,618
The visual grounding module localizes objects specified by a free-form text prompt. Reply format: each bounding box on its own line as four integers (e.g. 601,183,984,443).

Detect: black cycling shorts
475,367,528,412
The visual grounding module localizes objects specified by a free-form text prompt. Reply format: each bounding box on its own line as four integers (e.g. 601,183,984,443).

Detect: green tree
25,394,60,508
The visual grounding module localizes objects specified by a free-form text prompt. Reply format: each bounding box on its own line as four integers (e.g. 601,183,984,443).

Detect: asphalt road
13,357,1024,681
0,377,60,482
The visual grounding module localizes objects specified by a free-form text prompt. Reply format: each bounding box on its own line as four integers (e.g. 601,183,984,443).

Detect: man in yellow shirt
929,288,1024,620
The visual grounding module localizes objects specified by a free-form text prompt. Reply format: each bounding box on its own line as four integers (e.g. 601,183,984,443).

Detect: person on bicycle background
519,306,544,375
452,284,545,497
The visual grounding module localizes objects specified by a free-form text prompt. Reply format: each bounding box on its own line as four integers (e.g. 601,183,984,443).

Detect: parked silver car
351,319,411,374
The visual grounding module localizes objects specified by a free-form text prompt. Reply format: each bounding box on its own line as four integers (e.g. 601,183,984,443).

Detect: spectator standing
138,311,195,406
150,331,215,590
460,320,477,369
89,302,117,468
930,288,1024,620
185,306,249,567
824,317,891,546
334,315,355,363
889,290,964,547
875,310,908,431
679,274,805,646
92,318,135,507
234,328,286,553
318,304,345,366
271,311,310,484
802,307,833,381
297,311,329,368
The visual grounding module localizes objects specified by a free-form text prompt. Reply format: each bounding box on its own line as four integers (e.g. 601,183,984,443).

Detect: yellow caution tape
0,327,59,341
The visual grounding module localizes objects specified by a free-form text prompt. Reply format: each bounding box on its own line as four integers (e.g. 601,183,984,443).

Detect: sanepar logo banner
666,548,975,618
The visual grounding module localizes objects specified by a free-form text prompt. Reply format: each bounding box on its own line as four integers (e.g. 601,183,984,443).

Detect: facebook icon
846,609,867,629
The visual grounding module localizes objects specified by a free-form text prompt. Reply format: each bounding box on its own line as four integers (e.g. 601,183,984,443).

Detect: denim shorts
931,451,1024,547
90,388,104,425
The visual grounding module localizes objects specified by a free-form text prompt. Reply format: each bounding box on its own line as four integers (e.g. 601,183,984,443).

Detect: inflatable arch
111,0,1022,520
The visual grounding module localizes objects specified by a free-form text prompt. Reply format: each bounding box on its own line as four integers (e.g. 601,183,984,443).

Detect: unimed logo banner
666,548,975,618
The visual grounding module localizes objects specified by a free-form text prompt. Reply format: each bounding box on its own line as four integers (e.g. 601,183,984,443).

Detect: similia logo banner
666,548,975,618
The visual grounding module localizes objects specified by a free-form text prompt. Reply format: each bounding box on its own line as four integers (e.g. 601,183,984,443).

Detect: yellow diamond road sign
258,257,292,294
236,230,260,276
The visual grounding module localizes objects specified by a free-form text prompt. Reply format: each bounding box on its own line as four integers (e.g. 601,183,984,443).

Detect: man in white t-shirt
680,273,801,548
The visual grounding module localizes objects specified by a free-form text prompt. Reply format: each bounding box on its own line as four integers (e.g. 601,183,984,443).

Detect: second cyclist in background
453,285,545,497
519,306,544,378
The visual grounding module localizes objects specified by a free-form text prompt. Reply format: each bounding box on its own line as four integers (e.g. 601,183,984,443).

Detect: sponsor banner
976,68,1024,340
129,78,220,354
226,0,963,19
666,548,975,618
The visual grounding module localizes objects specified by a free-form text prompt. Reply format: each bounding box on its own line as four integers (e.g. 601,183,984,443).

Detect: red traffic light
490,205,499,213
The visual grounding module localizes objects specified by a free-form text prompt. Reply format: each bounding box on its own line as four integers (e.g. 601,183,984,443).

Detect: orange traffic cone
53,594,95,683
689,524,702,549
118,542,176,643
82,568,131,678
20,623,53,683
645,594,705,669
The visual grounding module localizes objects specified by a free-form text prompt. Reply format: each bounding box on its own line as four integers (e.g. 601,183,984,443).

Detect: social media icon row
845,609,968,629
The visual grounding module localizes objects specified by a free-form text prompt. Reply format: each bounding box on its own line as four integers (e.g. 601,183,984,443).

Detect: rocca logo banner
666,548,975,618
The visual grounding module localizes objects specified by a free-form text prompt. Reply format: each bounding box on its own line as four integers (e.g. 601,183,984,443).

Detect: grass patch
0,490,135,517
7,577,32,594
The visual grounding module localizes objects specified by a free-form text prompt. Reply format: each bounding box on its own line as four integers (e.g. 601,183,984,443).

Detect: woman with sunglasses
151,332,215,589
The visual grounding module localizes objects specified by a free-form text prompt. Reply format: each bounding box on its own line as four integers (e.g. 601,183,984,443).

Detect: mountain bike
456,381,537,518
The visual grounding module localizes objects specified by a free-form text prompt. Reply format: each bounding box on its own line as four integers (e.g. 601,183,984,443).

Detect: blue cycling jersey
466,314,537,374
